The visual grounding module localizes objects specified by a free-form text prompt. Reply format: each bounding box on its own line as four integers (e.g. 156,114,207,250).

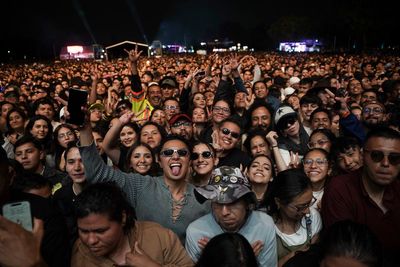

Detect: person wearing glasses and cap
185,166,278,267
321,127,400,265
77,117,210,244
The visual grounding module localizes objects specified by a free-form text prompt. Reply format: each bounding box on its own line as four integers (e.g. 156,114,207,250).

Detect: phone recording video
66,88,88,126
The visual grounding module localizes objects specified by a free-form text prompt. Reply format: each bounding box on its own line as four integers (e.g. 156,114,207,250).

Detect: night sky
2,0,398,60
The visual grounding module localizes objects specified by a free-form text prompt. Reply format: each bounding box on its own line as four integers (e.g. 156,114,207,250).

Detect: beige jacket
71,221,193,267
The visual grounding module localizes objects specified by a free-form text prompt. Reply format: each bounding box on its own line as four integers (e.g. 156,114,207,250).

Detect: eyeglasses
364,149,400,165
288,197,317,212
221,128,240,139
303,158,328,166
191,151,213,160
307,139,329,149
160,149,189,158
164,105,179,110
58,131,74,139
363,107,383,114
213,106,230,114
171,121,191,128
282,117,297,129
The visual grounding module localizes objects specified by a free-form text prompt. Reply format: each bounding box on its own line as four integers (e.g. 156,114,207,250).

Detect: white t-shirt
312,189,324,210
275,207,322,246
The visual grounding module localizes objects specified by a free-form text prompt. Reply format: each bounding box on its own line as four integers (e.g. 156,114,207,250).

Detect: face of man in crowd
170,120,193,140
15,143,44,173
163,100,180,120
161,85,175,99
337,146,363,173
66,147,86,184
159,139,191,182
254,82,268,99
140,125,162,149
147,85,162,107
218,121,241,151
36,104,54,121
77,213,125,258
363,136,400,187
361,103,386,127
300,103,319,121
212,199,247,232
311,112,331,130
251,106,271,131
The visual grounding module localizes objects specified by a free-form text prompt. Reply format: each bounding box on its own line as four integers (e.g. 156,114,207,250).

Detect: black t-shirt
217,147,251,168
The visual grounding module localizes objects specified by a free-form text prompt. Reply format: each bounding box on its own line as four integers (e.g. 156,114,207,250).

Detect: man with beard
169,113,194,141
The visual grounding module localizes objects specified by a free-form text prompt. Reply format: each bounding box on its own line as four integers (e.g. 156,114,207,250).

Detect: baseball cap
194,166,256,204
88,102,105,112
288,76,300,86
169,113,192,126
274,105,297,126
160,77,177,88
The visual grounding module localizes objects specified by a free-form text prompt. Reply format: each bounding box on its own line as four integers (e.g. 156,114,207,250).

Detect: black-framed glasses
221,128,240,139
364,149,400,165
160,149,189,158
303,158,328,167
191,151,213,160
288,197,317,212
213,106,230,114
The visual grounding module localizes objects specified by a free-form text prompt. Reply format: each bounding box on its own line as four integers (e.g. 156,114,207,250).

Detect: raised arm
125,45,143,93
102,112,135,165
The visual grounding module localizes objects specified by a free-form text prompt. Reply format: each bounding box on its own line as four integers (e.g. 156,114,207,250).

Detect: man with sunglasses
214,118,251,168
77,121,211,244
322,127,400,264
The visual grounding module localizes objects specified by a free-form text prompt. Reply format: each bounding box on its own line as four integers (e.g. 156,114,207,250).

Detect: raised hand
0,216,46,267
197,237,210,250
251,240,264,257
266,131,279,147
229,53,240,70
124,44,143,63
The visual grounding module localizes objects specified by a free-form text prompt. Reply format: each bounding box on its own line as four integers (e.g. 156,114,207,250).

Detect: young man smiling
78,119,210,244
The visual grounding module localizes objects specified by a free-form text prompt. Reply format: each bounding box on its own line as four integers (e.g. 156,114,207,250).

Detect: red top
321,169,400,256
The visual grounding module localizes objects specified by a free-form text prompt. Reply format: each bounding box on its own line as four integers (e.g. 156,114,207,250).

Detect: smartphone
67,88,88,126
2,201,33,231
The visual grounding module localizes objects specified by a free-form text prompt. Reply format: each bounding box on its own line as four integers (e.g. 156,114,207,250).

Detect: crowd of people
0,48,399,267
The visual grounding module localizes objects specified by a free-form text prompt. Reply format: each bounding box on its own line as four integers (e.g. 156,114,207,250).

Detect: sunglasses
221,128,240,139
282,117,297,129
364,149,400,165
160,149,189,158
191,151,213,160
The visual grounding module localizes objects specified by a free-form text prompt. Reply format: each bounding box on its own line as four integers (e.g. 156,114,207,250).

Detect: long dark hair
123,142,158,175
195,233,258,267
263,168,311,219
